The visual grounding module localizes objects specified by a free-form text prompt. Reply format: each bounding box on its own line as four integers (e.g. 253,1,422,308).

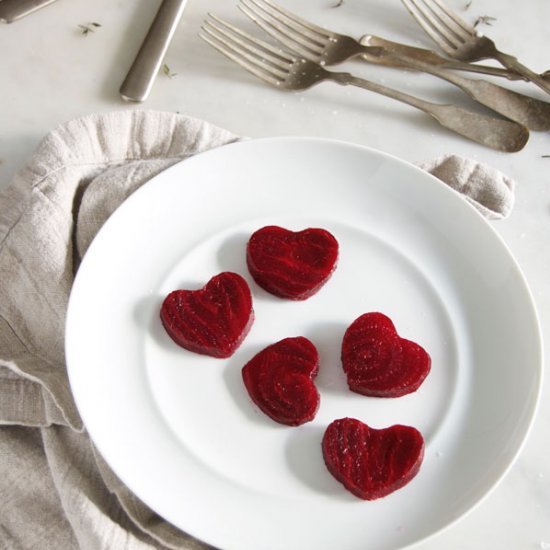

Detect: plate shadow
285,424,356,500
304,321,349,396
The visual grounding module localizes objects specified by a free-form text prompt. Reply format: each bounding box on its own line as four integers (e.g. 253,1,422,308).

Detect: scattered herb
78,22,101,36
163,63,177,78
542,155,550,158
464,1,472,9
332,0,344,7
474,15,497,27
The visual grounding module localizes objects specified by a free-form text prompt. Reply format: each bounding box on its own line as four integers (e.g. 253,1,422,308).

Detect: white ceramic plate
66,138,542,550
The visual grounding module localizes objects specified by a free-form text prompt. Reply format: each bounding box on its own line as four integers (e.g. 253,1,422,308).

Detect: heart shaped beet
160,272,254,358
342,312,431,397
322,418,425,500
242,336,320,426
246,226,338,300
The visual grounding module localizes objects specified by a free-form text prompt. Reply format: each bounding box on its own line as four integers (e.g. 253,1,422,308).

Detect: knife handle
119,0,187,102
0,0,58,23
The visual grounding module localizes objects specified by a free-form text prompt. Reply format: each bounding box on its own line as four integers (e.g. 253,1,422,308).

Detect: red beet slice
160,272,254,358
322,418,425,500
242,337,320,426
341,312,431,397
246,226,338,300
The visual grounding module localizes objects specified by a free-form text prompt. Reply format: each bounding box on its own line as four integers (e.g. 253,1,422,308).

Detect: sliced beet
160,272,254,358
341,312,431,397
322,418,425,500
242,336,320,426
246,225,338,300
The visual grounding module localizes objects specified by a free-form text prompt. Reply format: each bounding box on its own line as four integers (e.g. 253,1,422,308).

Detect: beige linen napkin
418,154,515,220
0,110,515,550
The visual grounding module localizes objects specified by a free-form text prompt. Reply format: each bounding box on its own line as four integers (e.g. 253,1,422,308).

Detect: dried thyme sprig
163,64,177,78
78,22,101,36
474,15,497,27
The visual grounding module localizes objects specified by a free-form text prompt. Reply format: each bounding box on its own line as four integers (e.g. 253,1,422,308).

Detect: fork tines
238,0,331,60
401,0,473,52
200,13,295,86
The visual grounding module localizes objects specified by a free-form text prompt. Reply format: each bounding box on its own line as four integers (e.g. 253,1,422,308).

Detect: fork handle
330,72,528,152
495,52,550,96
357,36,539,82
377,53,550,132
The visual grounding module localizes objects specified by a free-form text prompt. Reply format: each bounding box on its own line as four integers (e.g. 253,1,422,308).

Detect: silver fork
401,0,550,95
239,0,550,131
200,14,528,152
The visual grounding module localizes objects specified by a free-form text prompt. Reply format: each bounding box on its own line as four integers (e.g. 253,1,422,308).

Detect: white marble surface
1,0,548,548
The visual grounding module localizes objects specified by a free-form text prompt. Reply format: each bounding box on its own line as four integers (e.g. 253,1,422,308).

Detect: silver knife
0,0,59,23
119,0,188,102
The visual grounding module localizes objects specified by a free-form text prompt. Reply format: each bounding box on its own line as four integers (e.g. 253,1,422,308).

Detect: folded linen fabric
418,153,515,220
0,110,516,549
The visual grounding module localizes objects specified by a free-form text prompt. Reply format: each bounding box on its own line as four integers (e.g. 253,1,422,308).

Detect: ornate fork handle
346,42,550,131
375,51,550,131
328,71,528,153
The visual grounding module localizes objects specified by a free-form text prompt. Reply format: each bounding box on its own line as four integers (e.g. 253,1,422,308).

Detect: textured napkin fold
0,110,516,549
418,154,515,220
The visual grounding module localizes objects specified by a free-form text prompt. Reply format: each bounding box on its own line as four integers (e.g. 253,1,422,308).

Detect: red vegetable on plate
160,271,254,358
246,225,339,300
242,336,320,426
322,417,425,500
341,312,431,397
